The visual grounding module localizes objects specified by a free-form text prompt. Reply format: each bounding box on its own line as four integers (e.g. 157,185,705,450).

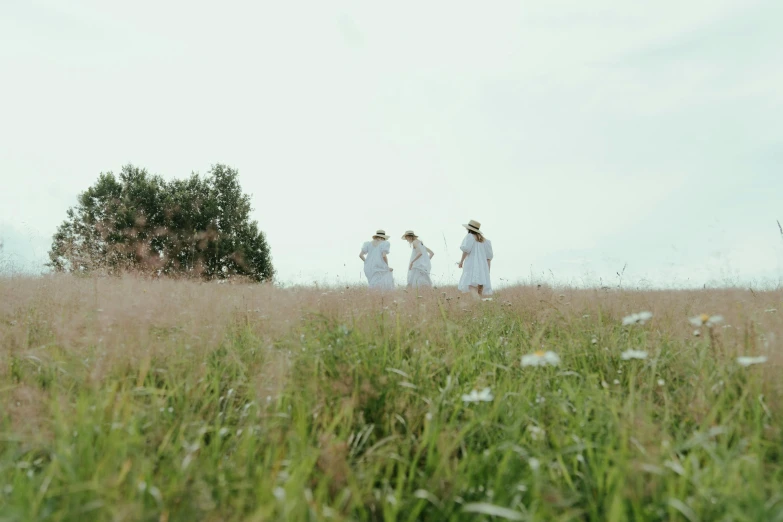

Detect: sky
2,0,782,288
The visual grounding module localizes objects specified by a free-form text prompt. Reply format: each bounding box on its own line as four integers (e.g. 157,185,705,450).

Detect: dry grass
0,275,782,521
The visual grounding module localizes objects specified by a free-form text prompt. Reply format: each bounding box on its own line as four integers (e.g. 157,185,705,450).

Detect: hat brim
463,224,482,233
373,234,390,240
401,233,418,239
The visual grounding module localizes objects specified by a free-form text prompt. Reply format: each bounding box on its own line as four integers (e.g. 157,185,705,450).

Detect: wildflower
521,351,560,367
737,356,767,367
591,337,598,345
482,298,493,302
657,379,665,386
693,330,701,337
218,427,230,437
622,311,653,326
273,487,286,501
528,457,541,471
620,349,648,360
462,387,494,403
613,379,620,384
527,425,545,441
689,314,723,327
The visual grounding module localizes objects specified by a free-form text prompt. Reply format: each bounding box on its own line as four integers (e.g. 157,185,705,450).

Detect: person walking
457,220,493,297
401,230,434,289
359,229,395,290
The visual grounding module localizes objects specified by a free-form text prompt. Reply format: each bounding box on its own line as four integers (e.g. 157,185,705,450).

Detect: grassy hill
1,276,781,521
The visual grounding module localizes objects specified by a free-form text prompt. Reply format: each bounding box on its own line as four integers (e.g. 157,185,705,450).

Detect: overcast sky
2,0,782,288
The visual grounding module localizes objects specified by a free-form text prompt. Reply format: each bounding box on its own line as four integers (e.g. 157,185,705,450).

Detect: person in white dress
359,230,395,290
401,230,434,289
458,220,493,297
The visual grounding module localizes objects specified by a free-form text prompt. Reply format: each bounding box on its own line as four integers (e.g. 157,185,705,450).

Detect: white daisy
461,387,494,403
521,351,560,367
622,311,653,326
620,349,648,360
736,356,767,367
689,314,724,327
527,425,546,441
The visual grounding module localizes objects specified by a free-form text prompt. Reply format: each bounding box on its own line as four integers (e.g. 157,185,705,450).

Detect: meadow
0,276,781,521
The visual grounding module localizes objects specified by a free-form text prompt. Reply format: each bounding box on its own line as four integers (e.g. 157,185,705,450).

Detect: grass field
1,276,781,521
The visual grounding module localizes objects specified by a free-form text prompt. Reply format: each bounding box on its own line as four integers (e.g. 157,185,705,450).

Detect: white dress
458,234,493,294
361,240,394,290
407,240,432,288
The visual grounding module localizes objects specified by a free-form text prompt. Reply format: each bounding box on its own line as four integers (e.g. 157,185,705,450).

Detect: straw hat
372,229,390,239
462,219,482,233
401,230,418,239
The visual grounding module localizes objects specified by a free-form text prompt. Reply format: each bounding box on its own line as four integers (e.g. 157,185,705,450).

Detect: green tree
48,164,274,281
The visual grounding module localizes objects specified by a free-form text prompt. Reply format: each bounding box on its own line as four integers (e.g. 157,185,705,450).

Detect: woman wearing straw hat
359,230,395,290
458,220,493,297
401,230,434,289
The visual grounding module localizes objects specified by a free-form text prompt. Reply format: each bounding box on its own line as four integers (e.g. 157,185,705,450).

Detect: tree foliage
48,164,274,281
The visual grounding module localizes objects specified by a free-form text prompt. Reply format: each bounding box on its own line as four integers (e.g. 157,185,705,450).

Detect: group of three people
359,219,493,296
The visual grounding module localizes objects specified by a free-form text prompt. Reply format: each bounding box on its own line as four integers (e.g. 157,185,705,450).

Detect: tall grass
1,276,781,521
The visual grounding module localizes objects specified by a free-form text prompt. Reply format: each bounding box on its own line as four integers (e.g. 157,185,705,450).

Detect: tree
48,164,274,281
